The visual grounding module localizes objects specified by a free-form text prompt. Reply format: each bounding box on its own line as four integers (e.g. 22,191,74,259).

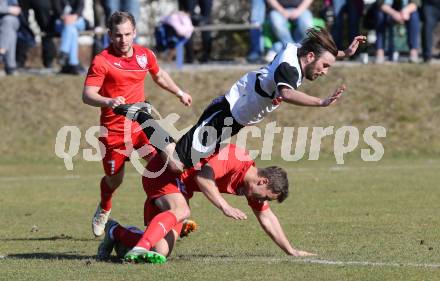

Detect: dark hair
298,27,338,58
107,11,136,32
258,166,289,203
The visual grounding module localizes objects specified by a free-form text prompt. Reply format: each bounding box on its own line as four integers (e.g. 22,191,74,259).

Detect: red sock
113,225,142,248
100,177,114,211
136,211,178,250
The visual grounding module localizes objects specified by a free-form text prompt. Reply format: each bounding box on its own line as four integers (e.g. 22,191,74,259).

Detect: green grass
1,158,439,281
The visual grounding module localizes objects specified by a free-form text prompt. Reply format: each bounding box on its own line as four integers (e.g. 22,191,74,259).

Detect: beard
116,44,131,53
304,59,318,81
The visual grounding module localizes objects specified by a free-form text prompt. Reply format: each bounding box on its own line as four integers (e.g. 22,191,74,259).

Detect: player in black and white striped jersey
114,28,366,173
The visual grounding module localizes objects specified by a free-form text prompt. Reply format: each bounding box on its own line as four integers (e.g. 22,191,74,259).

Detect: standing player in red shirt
82,11,192,237
97,144,315,263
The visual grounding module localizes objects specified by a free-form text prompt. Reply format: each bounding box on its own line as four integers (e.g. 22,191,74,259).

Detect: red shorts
141,154,183,200
100,131,156,176
142,154,184,234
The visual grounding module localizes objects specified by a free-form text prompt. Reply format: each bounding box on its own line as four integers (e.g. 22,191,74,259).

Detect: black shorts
175,96,243,168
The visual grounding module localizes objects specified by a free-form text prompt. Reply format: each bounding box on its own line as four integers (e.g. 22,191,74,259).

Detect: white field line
0,174,81,182
179,256,440,269
0,162,439,182
1,254,439,269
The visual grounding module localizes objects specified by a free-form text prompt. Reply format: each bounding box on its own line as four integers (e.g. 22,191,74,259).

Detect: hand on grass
222,205,247,220
289,249,316,257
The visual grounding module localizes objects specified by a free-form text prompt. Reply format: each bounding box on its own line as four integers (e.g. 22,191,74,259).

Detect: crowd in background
246,0,440,64
0,0,440,76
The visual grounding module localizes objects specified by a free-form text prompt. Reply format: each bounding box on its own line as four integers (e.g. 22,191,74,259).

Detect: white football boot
92,204,111,237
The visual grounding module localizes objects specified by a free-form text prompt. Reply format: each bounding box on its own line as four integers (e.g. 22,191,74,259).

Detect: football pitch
1,157,439,281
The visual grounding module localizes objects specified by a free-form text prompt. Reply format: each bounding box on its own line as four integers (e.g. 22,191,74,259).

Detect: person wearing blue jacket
0,0,20,75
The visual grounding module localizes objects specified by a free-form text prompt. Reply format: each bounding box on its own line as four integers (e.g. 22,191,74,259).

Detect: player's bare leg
152,229,179,257
92,168,124,237
160,142,184,174
124,193,190,264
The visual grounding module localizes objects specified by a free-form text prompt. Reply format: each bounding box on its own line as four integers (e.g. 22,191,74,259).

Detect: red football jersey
182,144,269,211
84,44,160,134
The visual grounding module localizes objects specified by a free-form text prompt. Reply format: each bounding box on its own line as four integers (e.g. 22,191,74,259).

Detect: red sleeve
247,198,270,212
146,49,160,75
84,55,108,87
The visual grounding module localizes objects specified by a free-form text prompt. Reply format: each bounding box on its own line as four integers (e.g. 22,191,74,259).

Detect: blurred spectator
154,11,194,61
53,0,87,75
91,0,106,57
92,0,140,54
421,0,440,63
331,0,364,50
93,0,105,28
0,0,20,75
101,0,140,23
320,0,333,25
16,0,57,69
375,0,420,63
178,0,213,63
265,0,314,61
247,0,266,63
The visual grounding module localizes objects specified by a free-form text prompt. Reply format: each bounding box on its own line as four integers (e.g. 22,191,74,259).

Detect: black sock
136,111,175,151
135,111,154,137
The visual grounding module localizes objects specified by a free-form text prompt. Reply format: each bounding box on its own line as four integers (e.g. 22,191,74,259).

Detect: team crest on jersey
136,54,148,69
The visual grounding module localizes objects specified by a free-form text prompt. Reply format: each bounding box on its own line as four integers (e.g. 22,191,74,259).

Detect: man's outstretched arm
337,35,367,58
279,85,345,107
195,164,247,220
253,208,315,256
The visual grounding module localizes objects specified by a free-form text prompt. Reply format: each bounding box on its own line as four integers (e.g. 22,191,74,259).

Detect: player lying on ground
97,144,315,263
97,219,197,262
113,27,367,175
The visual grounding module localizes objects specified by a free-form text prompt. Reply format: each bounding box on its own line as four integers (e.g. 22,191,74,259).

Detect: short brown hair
258,166,289,203
107,11,136,32
298,27,338,58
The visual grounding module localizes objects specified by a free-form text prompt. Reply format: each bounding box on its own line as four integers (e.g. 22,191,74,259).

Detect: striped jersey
225,43,304,125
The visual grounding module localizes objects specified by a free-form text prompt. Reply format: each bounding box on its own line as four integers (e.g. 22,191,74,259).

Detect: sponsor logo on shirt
113,61,123,68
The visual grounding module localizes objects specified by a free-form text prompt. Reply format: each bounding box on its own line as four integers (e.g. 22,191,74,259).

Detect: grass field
1,157,439,281
1,65,440,280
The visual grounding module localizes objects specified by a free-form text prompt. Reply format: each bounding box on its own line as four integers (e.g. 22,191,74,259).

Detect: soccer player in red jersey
97,144,315,263
82,11,192,237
